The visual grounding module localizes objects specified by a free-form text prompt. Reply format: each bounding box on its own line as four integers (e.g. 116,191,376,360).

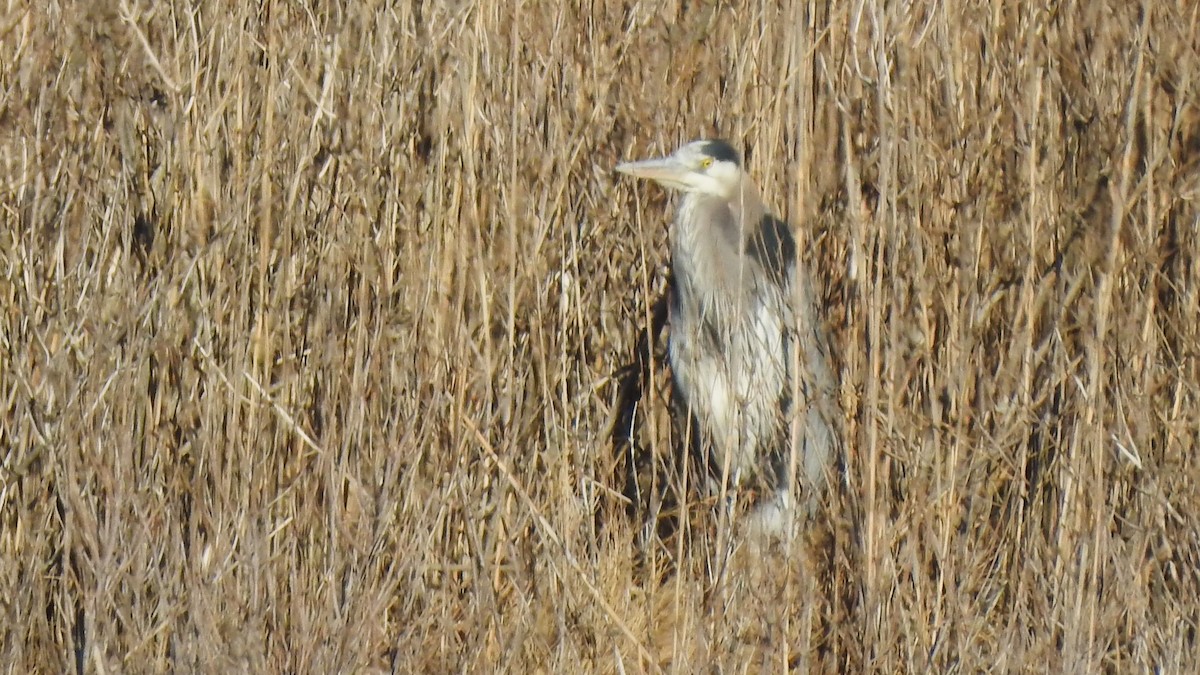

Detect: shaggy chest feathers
667,191,794,488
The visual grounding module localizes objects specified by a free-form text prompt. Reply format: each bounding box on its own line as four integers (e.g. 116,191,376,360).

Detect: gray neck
669,183,766,326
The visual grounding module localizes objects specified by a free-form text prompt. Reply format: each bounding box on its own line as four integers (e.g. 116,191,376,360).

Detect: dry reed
3,1,1200,672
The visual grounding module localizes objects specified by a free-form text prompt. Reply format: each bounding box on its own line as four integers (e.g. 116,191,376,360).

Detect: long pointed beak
614,156,691,188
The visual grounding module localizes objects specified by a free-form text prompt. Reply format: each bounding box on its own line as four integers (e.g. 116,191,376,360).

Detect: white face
616,140,742,198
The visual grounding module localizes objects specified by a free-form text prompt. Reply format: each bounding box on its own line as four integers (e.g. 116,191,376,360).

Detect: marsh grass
3,1,1200,671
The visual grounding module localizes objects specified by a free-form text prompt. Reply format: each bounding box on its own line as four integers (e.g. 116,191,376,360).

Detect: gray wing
749,213,839,495
747,214,797,285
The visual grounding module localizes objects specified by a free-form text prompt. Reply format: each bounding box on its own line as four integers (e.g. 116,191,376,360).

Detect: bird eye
700,158,713,169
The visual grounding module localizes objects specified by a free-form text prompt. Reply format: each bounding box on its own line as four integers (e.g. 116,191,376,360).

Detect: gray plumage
616,139,838,530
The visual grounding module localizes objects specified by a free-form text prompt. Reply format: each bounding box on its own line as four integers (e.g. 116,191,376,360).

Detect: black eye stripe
701,140,741,167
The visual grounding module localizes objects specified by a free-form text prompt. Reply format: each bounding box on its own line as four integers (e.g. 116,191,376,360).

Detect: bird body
616,140,837,528
669,185,787,487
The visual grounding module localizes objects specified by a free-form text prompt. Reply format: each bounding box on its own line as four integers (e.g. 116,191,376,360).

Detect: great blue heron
615,139,838,533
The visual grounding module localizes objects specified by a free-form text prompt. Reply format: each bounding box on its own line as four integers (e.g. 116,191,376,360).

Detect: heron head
615,139,743,199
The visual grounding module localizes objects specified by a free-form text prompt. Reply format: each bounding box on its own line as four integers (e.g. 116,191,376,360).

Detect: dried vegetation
3,1,1200,672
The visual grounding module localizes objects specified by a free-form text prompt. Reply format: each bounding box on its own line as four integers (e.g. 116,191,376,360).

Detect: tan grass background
4,0,1200,672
